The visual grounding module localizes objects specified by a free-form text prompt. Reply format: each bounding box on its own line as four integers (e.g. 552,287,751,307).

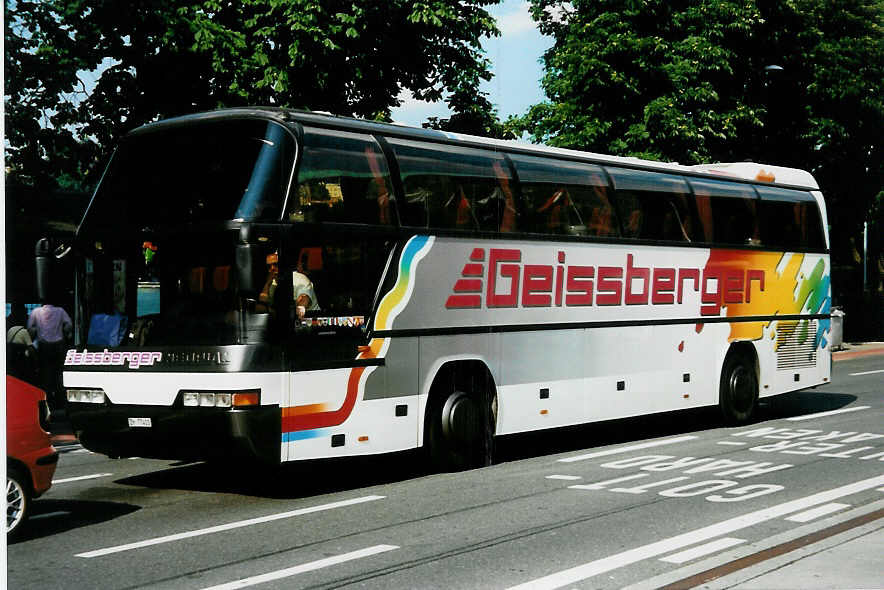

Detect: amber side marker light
755,169,776,182
233,392,260,407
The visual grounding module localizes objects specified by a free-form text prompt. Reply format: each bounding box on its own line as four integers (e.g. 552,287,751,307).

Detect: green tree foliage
423,87,518,139
5,0,501,191
520,0,884,318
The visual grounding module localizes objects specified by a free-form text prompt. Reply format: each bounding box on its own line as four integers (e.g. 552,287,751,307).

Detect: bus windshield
80,119,294,235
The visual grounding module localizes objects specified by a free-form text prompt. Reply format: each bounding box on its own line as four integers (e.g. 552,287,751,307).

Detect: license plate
128,417,152,428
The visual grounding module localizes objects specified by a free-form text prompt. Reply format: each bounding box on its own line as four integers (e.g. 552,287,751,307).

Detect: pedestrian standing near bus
27,302,72,410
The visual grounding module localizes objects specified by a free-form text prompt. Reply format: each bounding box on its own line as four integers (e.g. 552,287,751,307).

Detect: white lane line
200,544,399,590
569,474,649,490
52,473,113,484
659,537,745,564
546,475,582,481
786,406,870,421
717,441,748,446
506,474,884,590
31,511,72,521
785,502,851,523
849,369,884,376
77,495,385,558
558,436,698,463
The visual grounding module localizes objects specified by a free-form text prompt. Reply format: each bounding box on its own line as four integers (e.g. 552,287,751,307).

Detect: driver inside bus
258,251,320,320
292,250,320,320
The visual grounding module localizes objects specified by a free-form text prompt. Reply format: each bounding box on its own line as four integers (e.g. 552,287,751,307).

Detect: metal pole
863,221,868,292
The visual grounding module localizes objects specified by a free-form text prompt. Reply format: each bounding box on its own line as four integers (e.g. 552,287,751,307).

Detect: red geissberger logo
445,248,765,316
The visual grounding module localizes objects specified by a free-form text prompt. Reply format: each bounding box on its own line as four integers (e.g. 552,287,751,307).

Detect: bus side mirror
36,238,73,303
35,238,53,303
235,243,263,296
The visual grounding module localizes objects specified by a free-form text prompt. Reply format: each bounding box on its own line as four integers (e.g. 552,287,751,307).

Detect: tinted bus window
289,128,394,225
755,186,825,250
511,155,618,237
82,119,295,234
607,168,699,242
390,139,517,232
688,178,760,246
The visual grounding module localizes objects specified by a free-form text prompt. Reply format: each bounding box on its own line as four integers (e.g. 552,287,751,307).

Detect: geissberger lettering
65,349,162,369
445,248,765,315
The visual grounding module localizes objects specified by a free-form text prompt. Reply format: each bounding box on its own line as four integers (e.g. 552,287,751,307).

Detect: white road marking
717,441,748,446
546,475,582,481
200,544,399,590
785,502,850,523
849,369,884,376
659,537,745,564
558,436,698,463
30,511,72,521
77,495,386,558
52,473,113,484
568,473,649,490
506,474,884,590
786,406,870,421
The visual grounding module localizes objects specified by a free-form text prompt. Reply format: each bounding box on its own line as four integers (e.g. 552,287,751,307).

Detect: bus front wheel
719,353,758,425
426,374,495,471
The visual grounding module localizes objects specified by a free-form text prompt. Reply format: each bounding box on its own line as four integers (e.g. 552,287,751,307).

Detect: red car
6,375,58,538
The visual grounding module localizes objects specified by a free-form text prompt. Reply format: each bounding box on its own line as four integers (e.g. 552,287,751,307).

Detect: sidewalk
832,340,884,362
728,526,884,589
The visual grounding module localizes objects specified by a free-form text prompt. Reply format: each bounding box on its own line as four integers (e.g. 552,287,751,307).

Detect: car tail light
38,399,51,431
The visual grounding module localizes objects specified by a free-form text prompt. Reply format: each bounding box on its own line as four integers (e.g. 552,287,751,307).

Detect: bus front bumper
67,403,281,463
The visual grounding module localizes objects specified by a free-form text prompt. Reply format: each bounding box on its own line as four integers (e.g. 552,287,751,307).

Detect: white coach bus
55,108,831,470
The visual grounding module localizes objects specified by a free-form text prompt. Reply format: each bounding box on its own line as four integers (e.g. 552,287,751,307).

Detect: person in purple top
27,303,72,410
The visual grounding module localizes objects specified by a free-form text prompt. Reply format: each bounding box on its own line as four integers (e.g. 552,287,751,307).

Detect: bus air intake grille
775,320,818,370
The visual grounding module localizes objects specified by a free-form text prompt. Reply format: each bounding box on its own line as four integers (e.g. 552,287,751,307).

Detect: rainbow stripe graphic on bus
704,250,831,348
281,235,434,441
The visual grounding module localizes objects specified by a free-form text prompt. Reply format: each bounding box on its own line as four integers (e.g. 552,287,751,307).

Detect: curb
50,433,80,447
833,345,884,362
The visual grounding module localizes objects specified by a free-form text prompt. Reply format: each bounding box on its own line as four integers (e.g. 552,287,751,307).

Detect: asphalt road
8,354,884,590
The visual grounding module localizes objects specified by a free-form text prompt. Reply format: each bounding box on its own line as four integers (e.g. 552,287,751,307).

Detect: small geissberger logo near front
65,349,162,370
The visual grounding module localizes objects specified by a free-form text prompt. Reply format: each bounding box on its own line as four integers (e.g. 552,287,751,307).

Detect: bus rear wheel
426,374,495,471
719,353,758,425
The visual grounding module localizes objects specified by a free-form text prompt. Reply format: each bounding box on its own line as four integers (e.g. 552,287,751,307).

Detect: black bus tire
719,353,759,425
427,382,495,472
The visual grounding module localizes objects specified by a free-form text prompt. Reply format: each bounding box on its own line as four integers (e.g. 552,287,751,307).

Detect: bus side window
755,186,824,251
689,179,760,246
389,139,509,232
511,154,616,237
607,168,696,242
289,128,394,226
616,192,643,239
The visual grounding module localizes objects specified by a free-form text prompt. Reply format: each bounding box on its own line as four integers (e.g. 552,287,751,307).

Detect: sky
389,0,554,127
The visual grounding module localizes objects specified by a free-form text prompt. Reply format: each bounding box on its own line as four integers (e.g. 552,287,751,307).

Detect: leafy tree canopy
520,0,884,247
5,0,502,191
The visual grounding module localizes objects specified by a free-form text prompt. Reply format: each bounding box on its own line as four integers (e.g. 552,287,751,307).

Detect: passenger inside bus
536,188,586,235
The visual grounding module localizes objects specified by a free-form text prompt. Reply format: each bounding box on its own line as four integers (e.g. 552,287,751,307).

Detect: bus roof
128,107,820,191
